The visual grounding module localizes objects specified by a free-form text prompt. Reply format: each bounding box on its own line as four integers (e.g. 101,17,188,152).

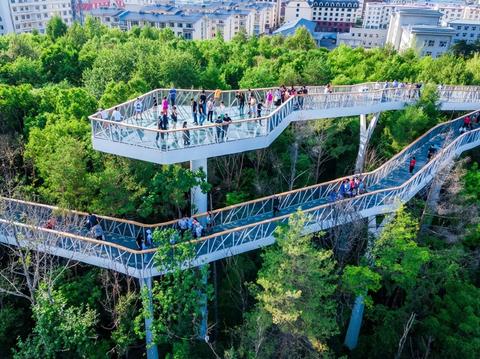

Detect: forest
0,16,479,358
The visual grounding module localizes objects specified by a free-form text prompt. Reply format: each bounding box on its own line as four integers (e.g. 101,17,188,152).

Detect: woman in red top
409,157,416,174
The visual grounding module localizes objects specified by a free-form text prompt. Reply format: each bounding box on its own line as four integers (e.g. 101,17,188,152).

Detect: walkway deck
90,83,480,164
2,111,479,278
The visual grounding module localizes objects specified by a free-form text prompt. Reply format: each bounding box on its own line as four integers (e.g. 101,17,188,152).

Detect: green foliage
247,212,339,356
14,284,98,359
226,191,249,206
135,229,213,343
0,84,37,134
423,281,480,358
111,292,140,357
46,16,67,41
138,165,211,218
462,162,480,203
0,304,26,352
342,266,381,307
373,208,429,292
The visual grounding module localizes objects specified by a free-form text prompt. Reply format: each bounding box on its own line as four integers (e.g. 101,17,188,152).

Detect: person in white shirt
134,97,143,121
111,107,122,122
99,108,109,121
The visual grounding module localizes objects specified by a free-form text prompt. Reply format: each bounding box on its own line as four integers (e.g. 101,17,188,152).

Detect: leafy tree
423,281,480,359
138,165,211,218
111,292,140,357
284,27,317,51
136,229,213,344
249,212,339,357
0,84,37,134
46,16,67,41
342,266,381,307
14,284,98,359
40,42,81,84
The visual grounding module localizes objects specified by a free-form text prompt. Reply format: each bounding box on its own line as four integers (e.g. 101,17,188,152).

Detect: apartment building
0,0,74,34
118,11,204,39
285,0,361,33
386,8,454,58
363,2,480,30
337,26,387,47
86,1,278,40
449,19,480,44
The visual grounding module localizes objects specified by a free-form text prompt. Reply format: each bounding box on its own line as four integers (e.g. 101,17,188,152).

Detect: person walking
86,213,98,230
266,90,273,112
134,97,143,122
171,105,178,129
136,232,144,250
191,98,198,125
272,195,280,217
215,115,224,142
222,114,232,141
92,223,105,241
214,88,222,105
199,100,206,126
182,122,190,146
161,96,169,116
409,157,416,174
169,86,177,106
237,91,245,116
207,99,215,123
249,96,257,118
200,90,207,116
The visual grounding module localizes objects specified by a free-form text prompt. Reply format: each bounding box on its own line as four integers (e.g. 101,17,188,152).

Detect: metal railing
90,87,427,152
2,112,479,275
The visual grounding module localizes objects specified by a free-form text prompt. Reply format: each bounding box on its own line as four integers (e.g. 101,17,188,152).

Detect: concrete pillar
190,158,209,340
344,296,365,350
140,277,159,359
344,215,377,350
190,158,208,216
355,113,380,174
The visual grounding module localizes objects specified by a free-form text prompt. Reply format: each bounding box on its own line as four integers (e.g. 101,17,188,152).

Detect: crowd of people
95,81,432,148
329,176,367,202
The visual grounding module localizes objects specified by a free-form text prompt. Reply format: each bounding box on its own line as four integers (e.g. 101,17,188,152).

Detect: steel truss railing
2,113,480,276
90,84,480,154
90,87,424,152
101,82,388,126
191,126,480,263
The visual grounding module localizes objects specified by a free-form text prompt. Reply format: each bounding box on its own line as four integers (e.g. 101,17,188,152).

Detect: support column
355,113,380,174
190,158,208,216
190,158,209,340
344,215,377,350
140,277,159,359
344,296,365,350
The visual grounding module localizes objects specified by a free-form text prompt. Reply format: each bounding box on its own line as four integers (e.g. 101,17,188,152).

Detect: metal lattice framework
89,84,480,163
2,111,480,278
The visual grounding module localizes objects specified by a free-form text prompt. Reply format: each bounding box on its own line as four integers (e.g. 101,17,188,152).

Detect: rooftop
405,24,456,34
118,11,203,23
396,7,443,16
448,19,480,25
273,18,318,35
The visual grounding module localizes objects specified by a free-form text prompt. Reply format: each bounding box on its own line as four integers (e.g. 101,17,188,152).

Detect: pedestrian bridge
2,111,479,278
89,83,480,164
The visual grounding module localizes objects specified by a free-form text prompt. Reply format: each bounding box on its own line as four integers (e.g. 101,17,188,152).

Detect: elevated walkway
89,83,480,164
2,111,479,278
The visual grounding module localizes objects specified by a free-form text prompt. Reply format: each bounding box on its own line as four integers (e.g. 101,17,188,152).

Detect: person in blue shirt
169,86,177,106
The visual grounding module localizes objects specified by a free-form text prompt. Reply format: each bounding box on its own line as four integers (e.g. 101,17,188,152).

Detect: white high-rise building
0,0,74,35
386,8,455,58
